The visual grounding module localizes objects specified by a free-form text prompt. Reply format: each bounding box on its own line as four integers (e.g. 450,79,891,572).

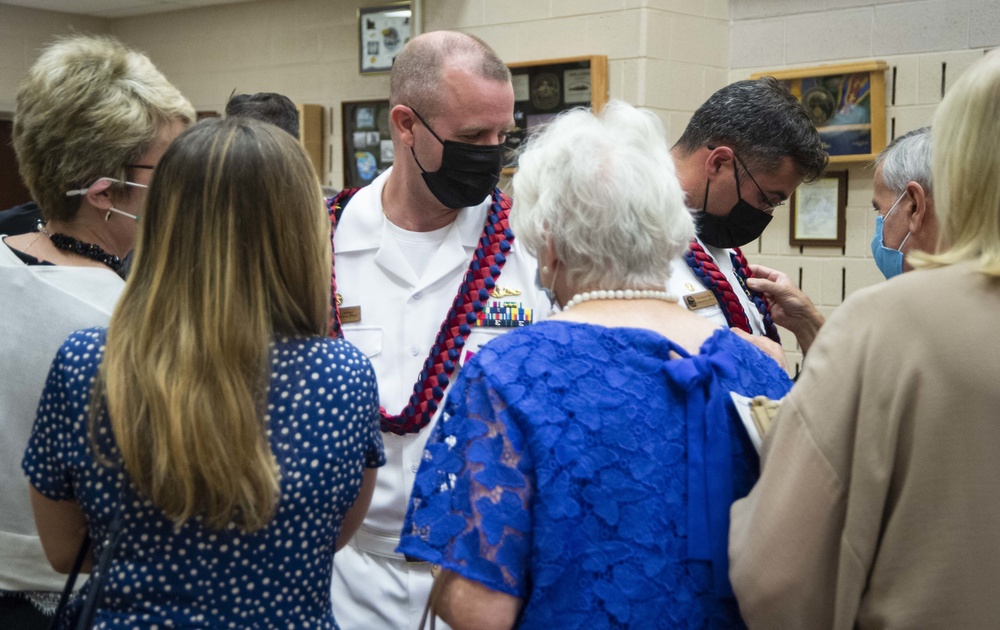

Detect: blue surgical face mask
871,192,911,279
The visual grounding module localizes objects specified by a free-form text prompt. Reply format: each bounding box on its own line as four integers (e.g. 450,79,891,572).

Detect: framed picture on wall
342,99,393,188
751,61,888,164
358,3,412,74
789,171,847,247
504,55,608,172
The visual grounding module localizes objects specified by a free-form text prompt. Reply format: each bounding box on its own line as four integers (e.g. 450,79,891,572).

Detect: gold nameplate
490,286,522,298
683,290,718,311
340,305,361,324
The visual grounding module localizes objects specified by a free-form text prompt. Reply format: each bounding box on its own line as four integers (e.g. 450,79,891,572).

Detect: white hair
875,126,932,195
510,100,693,292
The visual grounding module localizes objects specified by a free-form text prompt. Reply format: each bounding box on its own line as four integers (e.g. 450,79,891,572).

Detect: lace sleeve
399,359,534,598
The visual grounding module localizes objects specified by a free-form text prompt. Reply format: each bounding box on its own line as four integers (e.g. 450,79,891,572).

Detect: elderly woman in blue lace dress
397,100,793,630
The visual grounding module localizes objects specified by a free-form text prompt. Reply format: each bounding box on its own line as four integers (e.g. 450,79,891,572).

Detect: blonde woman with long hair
23,118,383,628
730,48,1000,628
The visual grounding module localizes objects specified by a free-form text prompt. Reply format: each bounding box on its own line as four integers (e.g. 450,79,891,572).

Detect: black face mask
695,168,773,248
409,108,503,209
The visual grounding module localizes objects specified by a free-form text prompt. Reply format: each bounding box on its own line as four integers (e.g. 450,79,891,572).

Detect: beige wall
2,0,990,372
730,0,999,373
0,0,731,187
0,5,106,112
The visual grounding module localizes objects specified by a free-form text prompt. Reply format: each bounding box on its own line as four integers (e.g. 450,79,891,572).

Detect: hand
730,328,787,371
746,264,824,353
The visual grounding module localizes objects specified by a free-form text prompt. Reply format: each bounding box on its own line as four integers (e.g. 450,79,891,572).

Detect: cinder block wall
106,0,732,191
730,0,1000,374
2,0,994,374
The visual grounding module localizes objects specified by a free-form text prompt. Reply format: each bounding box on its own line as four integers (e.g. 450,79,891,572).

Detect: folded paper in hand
730,392,782,453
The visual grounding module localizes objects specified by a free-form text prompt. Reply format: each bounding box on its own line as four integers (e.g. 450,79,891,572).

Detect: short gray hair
875,126,932,195
511,100,693,292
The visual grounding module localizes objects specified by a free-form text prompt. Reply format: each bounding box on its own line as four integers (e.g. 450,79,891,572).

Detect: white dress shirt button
412,292,423,300
409,345,420,356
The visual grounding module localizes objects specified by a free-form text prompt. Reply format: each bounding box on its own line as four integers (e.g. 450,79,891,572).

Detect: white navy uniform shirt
331,168,550,544
666,238,768,336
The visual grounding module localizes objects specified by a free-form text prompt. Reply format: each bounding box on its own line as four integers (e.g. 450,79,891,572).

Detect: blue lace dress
398,321,792,629
23,328,385,629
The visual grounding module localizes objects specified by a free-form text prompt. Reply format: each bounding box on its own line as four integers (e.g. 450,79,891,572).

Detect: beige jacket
730,262,1000,629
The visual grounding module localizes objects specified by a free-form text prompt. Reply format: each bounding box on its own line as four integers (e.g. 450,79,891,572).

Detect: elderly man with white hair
745,127,937,352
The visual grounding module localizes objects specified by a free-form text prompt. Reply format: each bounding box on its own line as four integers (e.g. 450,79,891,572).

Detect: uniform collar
333,167,491,253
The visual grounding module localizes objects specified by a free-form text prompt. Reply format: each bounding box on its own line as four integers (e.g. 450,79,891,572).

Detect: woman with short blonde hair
23,118,384,628
0,34,193,627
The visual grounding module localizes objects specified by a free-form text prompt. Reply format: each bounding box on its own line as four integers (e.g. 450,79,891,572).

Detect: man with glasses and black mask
667,77,827,358
328,31,548,630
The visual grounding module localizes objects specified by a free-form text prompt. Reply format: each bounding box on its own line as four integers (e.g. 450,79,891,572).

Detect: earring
541,265,549,274
105,210,112,222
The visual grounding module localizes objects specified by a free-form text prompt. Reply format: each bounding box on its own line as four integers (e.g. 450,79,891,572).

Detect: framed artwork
789,171,848,247
504,55,608,172
341,99,393,188
752,61,888,164
358,3,412,74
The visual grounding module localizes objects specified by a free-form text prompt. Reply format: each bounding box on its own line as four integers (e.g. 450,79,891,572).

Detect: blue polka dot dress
22,328,385,629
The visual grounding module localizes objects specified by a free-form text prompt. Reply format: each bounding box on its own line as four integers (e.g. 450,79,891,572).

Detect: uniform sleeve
22,335,84,501
398,358,533,598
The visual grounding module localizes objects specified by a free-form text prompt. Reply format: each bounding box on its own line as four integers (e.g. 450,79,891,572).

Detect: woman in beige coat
729,49,1000,629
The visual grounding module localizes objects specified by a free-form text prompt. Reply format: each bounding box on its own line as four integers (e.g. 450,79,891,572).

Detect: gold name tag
684,290,718,311
340,305,362,324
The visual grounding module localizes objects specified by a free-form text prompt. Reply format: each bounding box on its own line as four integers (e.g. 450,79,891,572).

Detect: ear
543,232,560,272
904,181,927,233
704,145,735,181
84,178,115,210
390,105,418,148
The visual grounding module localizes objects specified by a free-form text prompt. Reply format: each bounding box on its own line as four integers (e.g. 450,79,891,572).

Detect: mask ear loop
881,192,908,249
66,178,144,221
105,207,140,222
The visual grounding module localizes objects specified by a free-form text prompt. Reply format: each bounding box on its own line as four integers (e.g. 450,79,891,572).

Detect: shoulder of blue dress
66,326,108,348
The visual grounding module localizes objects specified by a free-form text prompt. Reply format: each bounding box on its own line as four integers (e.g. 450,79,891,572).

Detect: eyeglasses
732,152,784,213
66,177,149,197
127,164,155,171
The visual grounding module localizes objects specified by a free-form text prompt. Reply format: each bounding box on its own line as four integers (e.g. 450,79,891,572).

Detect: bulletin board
341,99,392,189
752,61,889,164
504,55,608,170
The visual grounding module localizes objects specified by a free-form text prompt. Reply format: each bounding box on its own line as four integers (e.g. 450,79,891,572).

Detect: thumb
746,277,773,293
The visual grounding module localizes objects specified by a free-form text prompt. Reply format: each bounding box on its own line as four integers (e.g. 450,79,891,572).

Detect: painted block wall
1,0,995,374
0,0,731,192
730,0,999,374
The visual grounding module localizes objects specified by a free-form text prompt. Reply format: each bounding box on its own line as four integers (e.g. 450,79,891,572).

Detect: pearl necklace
563,289,678,310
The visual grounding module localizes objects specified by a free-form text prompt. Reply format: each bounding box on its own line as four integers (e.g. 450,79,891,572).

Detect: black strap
48,481,128,630
48,536,91,630
74,498,126,629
